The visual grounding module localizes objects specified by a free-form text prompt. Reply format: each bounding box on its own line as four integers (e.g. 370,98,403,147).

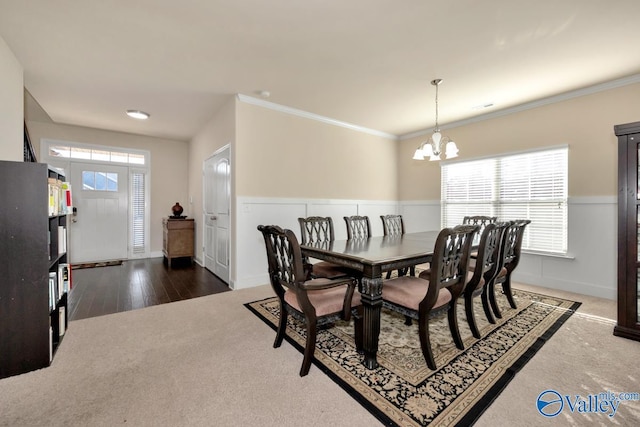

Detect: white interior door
203,147,230,284
69,162,128,263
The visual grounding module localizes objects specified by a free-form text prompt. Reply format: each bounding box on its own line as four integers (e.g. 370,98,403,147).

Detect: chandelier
412,79,459,161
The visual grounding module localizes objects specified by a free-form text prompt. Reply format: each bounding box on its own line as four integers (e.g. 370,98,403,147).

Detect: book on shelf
49,325,53,362
48,178,58,216
58,263,70,294
58,226,66,255
48,178,72,216
48,272,58,310
61,182,73,214
59,306,66,336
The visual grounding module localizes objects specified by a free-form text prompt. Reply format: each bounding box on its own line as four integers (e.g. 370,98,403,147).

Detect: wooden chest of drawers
162,218,194,268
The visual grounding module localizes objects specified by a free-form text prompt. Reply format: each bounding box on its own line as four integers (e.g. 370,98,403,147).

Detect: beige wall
0,36,23,161
236,102,398,200
399,83,640,200
187,96,236,266
26,121,189,254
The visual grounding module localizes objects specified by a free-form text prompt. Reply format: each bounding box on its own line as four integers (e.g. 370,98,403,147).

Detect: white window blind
131,172,146,254
441,147,568,254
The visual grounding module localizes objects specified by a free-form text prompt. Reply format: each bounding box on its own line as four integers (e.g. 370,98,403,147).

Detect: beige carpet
0,283,638,426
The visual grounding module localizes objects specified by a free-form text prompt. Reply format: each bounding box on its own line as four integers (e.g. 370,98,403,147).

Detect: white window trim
441,146,569,256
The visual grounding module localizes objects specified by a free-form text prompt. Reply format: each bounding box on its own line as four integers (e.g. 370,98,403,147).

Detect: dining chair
463,216,497,256
463,221,511,338
298,216,352,279
486,219,531,319
380,214,415,278
462,215,497,227
381,224,479,370
344,215,371,239
380,214,405,236
257,224,360,377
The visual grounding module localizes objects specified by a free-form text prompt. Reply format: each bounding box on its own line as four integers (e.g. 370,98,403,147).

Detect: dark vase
171,202,184,217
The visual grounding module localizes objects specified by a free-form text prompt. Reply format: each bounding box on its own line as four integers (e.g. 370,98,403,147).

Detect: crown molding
236,94,398,140
237,73,640,143
399,73,640,141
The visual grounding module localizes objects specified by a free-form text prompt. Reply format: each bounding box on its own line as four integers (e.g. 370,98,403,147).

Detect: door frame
40,139,151,260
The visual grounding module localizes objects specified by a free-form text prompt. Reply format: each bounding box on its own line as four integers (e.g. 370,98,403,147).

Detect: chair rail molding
233,195,616,299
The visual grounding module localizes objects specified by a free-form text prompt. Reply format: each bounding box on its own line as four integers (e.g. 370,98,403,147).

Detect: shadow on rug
245,288,580,426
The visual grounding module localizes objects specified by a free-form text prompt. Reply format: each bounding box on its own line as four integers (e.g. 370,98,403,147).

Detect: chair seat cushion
312,261,350,279
418,269,475,285
382,276,451,311
284,283,360,317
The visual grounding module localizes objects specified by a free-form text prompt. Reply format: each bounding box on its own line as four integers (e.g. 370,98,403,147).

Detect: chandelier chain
434,82,439,131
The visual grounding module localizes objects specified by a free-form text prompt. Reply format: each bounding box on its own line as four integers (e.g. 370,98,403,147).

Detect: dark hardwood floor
67,257,231,321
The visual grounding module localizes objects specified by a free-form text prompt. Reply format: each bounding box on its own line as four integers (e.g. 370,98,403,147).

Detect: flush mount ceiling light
126,110,150,120
412,79,459,161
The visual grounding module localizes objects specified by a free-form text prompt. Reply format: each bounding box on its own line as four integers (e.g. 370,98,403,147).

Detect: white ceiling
2,0,640,141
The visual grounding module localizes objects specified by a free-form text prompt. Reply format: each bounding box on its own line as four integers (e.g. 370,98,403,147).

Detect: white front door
69,162,128,263
203,147,230,284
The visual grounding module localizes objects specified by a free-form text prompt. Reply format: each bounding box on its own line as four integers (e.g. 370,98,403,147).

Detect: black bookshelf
0,160,69,379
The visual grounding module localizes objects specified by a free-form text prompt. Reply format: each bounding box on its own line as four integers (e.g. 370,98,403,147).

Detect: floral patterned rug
245,287,580,426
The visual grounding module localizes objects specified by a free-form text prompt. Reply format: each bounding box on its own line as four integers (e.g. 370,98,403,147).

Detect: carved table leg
359,276,383,369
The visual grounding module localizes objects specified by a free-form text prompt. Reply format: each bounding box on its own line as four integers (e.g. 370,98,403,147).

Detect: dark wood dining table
301,230,440,369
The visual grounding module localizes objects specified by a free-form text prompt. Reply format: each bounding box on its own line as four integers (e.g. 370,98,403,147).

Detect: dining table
301,230,440,369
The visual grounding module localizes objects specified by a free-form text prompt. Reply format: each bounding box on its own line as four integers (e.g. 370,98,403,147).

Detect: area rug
71,260,124,269
245,287,580,426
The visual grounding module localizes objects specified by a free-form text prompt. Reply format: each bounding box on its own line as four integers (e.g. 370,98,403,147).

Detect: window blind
131,172,146,254
441,147,568,254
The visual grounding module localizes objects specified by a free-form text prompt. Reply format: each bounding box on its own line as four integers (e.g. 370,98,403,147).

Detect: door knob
211,216,217,220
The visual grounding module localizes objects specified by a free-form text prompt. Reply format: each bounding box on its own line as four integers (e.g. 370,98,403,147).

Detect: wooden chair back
258,225,305,296
298,216,335,246
462,215,497,226
344,215,371,239
476,221,512,287
500,219,531,273
421,224,478,311
463,215,497,245
380,214,405,236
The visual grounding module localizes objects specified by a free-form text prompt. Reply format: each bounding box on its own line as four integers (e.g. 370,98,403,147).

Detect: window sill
522,250,575,260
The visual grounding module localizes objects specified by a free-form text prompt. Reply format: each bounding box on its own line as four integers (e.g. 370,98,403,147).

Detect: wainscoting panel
516,197,617,299
234,196,617,300
399,201,442,233
306,201,359,240
235,197,398,289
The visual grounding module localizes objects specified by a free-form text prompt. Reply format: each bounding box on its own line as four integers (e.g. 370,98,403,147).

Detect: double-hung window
441,146,568,254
